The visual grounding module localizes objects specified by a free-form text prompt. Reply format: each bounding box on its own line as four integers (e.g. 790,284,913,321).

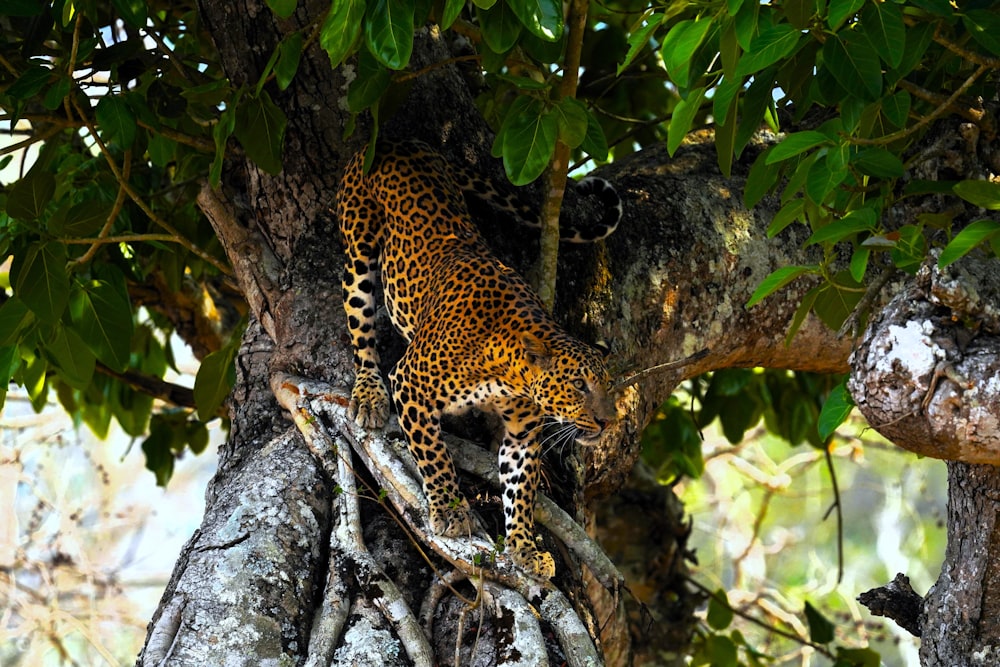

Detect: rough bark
135,1,1000,665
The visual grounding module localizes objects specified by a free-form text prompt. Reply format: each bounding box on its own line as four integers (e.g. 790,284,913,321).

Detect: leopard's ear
520,332,553,369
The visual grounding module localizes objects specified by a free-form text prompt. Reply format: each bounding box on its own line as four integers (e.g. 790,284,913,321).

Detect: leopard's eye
572,379,588,392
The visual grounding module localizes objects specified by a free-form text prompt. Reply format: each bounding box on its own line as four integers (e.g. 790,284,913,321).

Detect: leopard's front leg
390,360,472,538
498,400,555,579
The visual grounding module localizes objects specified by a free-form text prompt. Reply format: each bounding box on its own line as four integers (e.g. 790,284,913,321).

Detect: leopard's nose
594,417,609,432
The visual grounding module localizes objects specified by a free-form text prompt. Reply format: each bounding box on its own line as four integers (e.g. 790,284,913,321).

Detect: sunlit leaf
735,23,800,78
818,379,854,441
320,0,364,68
953,180,1000,210
194,346,238,421
507,0,563,42
501,98,557,185
806,208,877,245
667,87,706,156
662,18,714,88
619,13,663,76
746,265,817,308
939,220,1000,268
707,589,734,630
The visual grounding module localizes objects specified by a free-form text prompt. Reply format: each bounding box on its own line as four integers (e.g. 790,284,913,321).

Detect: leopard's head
520,332,616,443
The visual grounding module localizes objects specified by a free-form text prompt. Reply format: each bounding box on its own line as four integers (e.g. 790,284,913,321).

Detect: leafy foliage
1,1,235,483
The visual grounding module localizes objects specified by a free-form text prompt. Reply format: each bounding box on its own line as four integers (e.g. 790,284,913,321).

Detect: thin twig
848,64,989,147
68,96,233,276
822,446,844,585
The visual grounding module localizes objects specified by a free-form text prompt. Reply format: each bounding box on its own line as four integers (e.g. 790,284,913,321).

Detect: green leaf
501,99,558,185
939,220,1000,268
95,95,137,148
0,297,34,346
784,284,820,346
266,0,296,18
53,201,112,238
805,157,846,205
953,180,1000,210
823,32,882,102
142,418,175,486
187,421,210,455
704,635,738,667
210,104,237,188
835,647,882,667
7,63,51,100
507,0,563,41
849,245,870,282
581,111,609,162
746,265,817,308
553,97,588,149
320,0,364,68
478,1,523,53
818,379,854,441
707,590,734,630
347,48,391,112
768,198,805,237
964,10,1000,57
744,147,781,208
234,91,287,175
194,346,237,421
806,208,877,245
275,32,303,90
881,90,911,128
72,279,133,373
48,324,96,390
6,168,55,220
667,87,706,156
827,0,864,30
804,601,835,644
860,1,904,68
14,242,69,324
735,23,801,78
364,0,414,69
111,0,147,27
852,147,903,178
441,0,464,29
767,131,830,164
662,18,714,88
813,272,863,330
619,13,663,76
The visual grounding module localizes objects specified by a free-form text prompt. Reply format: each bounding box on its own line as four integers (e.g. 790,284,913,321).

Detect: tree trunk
135,1,999,664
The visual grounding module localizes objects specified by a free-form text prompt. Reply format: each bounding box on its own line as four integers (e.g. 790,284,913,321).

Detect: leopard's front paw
429,497,472,538
510,547,556,579
350,370,390,429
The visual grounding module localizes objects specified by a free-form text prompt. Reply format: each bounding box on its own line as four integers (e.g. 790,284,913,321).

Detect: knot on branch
857,573,924,638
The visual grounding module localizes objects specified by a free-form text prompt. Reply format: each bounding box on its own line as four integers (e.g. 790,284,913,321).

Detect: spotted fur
337,140,618,578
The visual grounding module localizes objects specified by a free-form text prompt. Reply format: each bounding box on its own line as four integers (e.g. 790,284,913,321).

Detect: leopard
336,139,620,578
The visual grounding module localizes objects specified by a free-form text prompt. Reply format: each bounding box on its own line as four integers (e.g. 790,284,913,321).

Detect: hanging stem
537,0,589,311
